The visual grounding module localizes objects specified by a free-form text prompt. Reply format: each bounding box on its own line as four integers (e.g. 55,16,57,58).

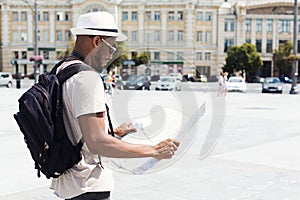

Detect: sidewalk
0,84,300,200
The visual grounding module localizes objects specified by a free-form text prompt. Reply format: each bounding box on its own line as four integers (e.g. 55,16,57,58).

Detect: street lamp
290,0,298,94
23,0,39,83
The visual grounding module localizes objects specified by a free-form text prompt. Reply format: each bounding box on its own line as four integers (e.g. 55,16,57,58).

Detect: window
256,19,262,32
65,12,71,21
21,12,27,21
245,18,251,32
256,39,262,52
177,30,183,41
38,30,41,41
205,52,211,61
131,30,137,42
146,11,151,21
266,39,273,53
57,12,63,21
43,12,49,21
205,12,211,21
65,30,70,41
168,11,174,21
197,12,203,21
56,51,64,59
21,31,27,41
154,11,160,21
43,51,49,59
13,12,18,21
177,52,183,60
122,31,128,38
205,31,211,42
37,12,41,21
168,52,174,60
14,51,19,59
280,19,291,32
245,38,251,44
224,18,234,32
43,30,49,41
154,52,160,60
267,19,273,32
197,31,202,42
154,30,160,42
21,51,27,59
122,12,128,21
56,30,62,41
298,20,300,33
13,31,18,41
146,31,151,43
224,39,234,52
168,31,174,41
178,11,183,20
196,52,202,60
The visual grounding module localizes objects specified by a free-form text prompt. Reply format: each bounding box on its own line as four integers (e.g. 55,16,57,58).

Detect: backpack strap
57,62,92,84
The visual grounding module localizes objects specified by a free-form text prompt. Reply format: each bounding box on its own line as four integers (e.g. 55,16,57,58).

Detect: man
50,11,179,200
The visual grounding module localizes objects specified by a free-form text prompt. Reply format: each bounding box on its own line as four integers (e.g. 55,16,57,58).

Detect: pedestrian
50,11,180,200
217,72,224,95
223,72,228,96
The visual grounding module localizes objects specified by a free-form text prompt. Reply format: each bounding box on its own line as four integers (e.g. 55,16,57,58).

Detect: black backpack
14,60,92,179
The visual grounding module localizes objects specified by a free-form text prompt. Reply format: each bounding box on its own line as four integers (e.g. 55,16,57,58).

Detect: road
0,80,300,200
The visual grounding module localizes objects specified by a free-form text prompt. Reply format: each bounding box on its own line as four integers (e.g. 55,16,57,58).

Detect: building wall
0,0,299,80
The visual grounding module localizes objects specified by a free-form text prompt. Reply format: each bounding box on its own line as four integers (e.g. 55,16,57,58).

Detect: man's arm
78,113,179,160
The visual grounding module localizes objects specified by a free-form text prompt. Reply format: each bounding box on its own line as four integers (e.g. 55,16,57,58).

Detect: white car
227,76,247,93
155,76,181,91
169,73,183,81
0,72,13,88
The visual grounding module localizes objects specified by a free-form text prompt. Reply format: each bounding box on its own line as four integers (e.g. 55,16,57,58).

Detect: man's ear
93,36,101,47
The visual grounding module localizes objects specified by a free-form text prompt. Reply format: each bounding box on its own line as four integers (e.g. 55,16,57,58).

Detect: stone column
49,11,55,44
27,11,33,44
2,7,9,46
138,6,144,46
212,10,217,46
251,18,256,44
262,18,267,53
161,10,167,46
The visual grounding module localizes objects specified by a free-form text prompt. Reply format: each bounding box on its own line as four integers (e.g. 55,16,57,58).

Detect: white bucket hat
70,11,127,41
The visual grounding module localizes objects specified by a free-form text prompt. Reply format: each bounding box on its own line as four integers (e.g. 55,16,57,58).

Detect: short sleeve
71,71,106,118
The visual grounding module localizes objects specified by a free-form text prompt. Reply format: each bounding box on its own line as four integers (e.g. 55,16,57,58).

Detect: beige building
0,0,299,80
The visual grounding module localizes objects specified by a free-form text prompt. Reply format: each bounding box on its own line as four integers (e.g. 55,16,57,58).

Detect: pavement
0,79,300,200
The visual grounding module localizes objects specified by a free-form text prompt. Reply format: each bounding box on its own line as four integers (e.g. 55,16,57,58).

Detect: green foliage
273,41,293,76
132,51,149,66
107,41,128,71
223,43,263,75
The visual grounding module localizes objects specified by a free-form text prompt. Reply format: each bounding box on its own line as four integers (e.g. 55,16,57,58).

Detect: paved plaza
0,80,300,200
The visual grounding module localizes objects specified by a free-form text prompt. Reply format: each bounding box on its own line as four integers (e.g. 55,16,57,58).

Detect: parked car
279,75,292,83
101,73,124,90
155,76,182,91
182,74,195,82
195,74,207,83
262,77,283,93
123,74,151,90
0,72,13,88
169,73,183,81
227,76,247,93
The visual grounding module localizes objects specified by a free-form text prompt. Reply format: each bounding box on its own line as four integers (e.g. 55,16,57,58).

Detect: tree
273,41,293,77
106,41,128,72
223,43,263,80
132,51,149,66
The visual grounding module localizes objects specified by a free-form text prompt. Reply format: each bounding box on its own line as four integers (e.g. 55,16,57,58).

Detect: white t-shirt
50,61,114,199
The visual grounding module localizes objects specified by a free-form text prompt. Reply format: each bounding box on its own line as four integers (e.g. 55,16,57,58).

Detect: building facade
0,0,299,80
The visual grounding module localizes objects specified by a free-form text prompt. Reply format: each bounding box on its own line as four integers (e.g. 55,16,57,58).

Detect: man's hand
114,121,137,137
152,138,180,160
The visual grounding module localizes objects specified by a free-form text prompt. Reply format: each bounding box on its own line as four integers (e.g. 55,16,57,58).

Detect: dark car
124,74,151,90
262,77,283,93
279,75,292,83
